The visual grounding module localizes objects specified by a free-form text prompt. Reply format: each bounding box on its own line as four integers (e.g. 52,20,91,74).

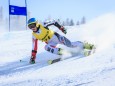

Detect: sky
0,13,115,86
0,0,115,22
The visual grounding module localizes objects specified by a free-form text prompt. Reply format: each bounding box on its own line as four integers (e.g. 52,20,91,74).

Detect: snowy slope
0,13,115,86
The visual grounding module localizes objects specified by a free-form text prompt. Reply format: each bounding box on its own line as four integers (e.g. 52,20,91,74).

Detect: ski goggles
28,23,36,29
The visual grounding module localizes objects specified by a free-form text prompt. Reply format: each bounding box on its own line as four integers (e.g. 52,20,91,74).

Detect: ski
48,58,61,64
20,59,61,65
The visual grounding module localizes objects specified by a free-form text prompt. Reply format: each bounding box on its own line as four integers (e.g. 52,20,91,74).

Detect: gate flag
9,5,27,16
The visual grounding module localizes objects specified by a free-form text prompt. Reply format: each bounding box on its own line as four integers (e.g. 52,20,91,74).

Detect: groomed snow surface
0,13,115,86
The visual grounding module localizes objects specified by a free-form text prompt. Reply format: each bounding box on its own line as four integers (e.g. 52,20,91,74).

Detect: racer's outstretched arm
43,20,67,34
31,36,38,60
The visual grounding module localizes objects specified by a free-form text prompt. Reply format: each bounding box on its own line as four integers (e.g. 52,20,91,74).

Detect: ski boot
83,42,96,56
29,56,35,64
58,48,70,55
58,48,63,55
83,41,95,50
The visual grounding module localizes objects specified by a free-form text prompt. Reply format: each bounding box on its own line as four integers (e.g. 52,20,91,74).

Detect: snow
0,13,115,86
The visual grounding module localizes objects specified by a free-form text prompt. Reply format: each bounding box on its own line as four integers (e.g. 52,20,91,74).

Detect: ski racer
27,18,94,64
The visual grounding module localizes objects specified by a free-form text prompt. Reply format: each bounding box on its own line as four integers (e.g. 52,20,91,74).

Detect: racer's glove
60,26,67,34
30,56,36,64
